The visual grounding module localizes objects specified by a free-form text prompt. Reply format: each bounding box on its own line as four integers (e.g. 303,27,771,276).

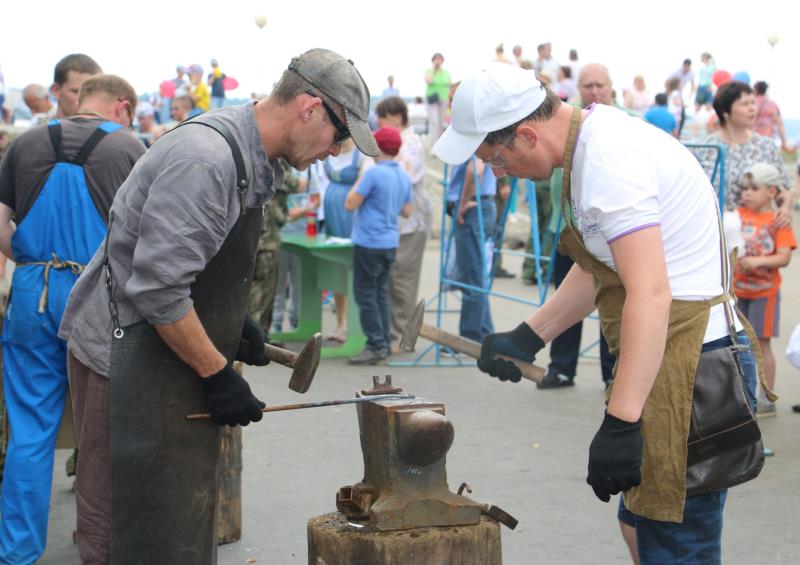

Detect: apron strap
15,253,85,313
73,122,122,165
560,106,582,229
47,120,66,163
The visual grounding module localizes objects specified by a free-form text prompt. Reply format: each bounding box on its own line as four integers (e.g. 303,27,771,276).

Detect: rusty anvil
336,377,517,531
400,300,545,383
263,333,321,393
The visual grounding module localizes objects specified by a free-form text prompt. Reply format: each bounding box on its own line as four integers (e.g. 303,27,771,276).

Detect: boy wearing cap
735,163,797,417
345,126,412,364
188,63,210,112
435,63,770,563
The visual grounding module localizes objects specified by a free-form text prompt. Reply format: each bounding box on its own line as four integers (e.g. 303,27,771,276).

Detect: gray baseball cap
288,48,379,157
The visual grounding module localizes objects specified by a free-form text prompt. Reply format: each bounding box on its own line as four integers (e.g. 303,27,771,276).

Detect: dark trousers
353,245,396,352
548,250,615,383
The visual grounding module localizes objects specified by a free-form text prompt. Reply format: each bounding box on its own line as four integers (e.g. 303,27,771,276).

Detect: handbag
426,92,439,104
685,204,764,497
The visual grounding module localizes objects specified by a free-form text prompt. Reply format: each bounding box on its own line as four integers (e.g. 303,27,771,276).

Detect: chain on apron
15,253,86,314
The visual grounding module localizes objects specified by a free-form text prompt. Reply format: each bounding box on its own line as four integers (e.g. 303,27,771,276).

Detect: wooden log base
307,512,502,565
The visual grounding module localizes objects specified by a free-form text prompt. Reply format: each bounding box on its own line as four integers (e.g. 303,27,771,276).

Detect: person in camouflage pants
248,160,299,331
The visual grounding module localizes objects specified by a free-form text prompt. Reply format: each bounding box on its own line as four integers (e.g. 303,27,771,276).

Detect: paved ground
41,205,800,564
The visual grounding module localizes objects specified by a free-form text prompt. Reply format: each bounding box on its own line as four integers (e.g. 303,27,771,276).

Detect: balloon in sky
711,70,731,87
731,71,750,84
222,76,239,91
767,34,779,47
255,15,267,29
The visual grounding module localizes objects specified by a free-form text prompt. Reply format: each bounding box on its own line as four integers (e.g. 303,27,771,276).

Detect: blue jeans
353,245,396,352
454,199,496,341
617,332,757,564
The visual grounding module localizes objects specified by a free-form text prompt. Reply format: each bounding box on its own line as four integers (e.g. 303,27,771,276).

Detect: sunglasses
305,90,350,144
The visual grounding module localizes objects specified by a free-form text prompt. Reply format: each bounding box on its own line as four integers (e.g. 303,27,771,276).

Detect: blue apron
0,119,121,564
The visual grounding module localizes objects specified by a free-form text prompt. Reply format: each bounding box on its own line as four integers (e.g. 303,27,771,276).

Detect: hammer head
288,333,321,393
399,299,425,352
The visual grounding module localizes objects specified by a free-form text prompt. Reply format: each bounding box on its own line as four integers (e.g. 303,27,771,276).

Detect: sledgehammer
264,334,321,393
400,300,545,383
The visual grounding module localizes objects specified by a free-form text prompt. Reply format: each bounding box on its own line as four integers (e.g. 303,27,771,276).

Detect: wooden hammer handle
263,342,298,368
419,325,544,383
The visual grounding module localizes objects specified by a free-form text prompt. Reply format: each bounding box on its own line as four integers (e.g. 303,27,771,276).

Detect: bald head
578,63,613,106
23,84,53,114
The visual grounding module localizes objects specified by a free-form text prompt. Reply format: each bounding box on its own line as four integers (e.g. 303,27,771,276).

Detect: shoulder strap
74,122,123,165
175,120,249,191
47,120,66,162
174,119,250,214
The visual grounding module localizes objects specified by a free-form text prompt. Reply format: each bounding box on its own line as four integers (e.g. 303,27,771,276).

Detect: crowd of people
0,42,796,565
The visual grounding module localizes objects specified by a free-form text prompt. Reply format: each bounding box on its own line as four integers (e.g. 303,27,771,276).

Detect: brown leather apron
556,107,772,522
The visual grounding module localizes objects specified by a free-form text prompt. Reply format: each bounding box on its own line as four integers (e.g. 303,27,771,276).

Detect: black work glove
586,412,643,502
199,364,266,427
478,323,545,382
236,315,270,366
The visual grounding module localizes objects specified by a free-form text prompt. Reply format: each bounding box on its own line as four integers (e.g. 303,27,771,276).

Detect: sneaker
536,372,575,389
494,267,515,279
348,348,386,365
757,402,777,418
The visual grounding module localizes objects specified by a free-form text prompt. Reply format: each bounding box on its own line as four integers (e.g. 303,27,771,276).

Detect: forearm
155,307,226,378
527,264,596,342
606,290,671,422
0,224,13,258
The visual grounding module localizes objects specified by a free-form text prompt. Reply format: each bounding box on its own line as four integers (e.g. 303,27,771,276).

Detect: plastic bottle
305,211,317,237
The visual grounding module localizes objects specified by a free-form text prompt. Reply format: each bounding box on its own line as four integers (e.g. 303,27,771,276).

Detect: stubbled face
726,92,757,129
53,71,94,116
287,102,346,171
579,66,613,106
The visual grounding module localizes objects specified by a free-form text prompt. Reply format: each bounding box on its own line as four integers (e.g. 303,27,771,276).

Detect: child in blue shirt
344,126,412,364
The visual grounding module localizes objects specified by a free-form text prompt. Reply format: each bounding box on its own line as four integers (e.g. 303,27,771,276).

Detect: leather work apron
108,120,262,564
557,107,772,522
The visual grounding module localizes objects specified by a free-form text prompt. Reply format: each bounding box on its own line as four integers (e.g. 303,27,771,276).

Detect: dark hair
431,53,444,62
654,93,668,106
560,66,572,79
713,81,753,127
484,87,562,147
682,58,692,66
53,54,102,85
375,96,409,127
753,81,768,95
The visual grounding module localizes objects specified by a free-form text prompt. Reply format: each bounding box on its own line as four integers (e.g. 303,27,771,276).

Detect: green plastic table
271,234,366,358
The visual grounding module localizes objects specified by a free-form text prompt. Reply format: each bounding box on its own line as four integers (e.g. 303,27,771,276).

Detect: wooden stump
216,418,243,545
307,512,502,565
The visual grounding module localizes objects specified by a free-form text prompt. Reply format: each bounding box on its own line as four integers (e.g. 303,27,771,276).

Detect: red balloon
159,80,176,98
222,76,239,91
711,70,731,88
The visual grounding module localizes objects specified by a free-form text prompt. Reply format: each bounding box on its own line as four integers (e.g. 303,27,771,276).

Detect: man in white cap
434,64,768,564
58,47,378,564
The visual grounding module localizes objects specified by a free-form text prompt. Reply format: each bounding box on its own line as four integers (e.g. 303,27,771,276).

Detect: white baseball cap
433,64,546,164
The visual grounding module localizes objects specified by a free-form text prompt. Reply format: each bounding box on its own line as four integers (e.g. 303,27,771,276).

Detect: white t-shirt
570,104,741,342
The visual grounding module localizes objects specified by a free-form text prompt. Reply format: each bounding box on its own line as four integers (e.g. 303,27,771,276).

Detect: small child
344,126,412,364
734,163,797,416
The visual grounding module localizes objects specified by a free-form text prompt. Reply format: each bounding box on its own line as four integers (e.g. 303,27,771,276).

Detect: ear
50,83,60,99
299,94,319,124
515,123,539,149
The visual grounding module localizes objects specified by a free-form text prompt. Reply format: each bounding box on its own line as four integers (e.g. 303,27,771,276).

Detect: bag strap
712,194,740,344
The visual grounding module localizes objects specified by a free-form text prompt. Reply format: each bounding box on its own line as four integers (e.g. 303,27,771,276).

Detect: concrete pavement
40,210,800,564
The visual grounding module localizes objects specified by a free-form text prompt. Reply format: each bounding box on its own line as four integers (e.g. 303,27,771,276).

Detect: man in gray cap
58,47,377,564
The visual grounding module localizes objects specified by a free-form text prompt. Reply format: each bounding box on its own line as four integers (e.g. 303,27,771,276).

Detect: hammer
264,333,322,393
400,300,545,383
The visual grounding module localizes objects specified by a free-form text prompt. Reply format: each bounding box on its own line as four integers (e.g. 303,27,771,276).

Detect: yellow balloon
255,15,268,30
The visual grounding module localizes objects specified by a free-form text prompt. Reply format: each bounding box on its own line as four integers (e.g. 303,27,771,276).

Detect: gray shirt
59,103,282,376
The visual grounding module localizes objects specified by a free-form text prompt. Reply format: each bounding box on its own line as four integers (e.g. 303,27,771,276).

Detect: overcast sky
3,0,798,118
